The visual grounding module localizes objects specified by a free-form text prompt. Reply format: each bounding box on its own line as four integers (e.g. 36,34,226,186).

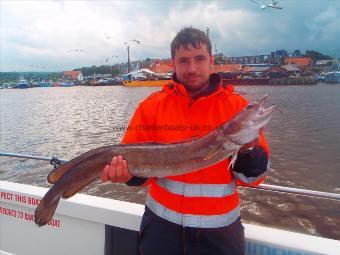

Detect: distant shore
222,77,317,86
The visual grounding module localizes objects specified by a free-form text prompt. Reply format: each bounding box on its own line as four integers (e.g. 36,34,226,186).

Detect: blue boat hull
14,83,30,89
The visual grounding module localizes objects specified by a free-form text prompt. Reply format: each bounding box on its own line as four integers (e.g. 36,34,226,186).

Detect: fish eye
245,104,254,110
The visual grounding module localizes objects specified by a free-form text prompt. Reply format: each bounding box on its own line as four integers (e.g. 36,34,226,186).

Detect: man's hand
101,155,133,183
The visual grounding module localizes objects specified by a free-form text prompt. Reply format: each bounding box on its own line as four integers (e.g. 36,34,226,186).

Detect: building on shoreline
225,55,268,65
63,71,83,81
284,57,312,68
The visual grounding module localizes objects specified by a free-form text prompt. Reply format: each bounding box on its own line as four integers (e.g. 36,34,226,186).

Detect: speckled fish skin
35,94,277,226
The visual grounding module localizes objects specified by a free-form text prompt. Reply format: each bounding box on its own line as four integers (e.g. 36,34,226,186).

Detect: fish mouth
259,94,271,104
258,94,270,115
258,94,278,117
262,105,278,116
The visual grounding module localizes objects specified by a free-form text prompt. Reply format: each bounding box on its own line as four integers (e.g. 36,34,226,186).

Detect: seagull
124,39,141,45
68,49,86,53
250,0,283,10
104,33,111,40
266,0,282,9
131,39,141,44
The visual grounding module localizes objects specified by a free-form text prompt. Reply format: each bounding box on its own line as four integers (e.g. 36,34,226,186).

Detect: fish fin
228,150,238,170
62,176,99,198
134,136,200,146
204,145,223,161
34,193,61,227
229,129,258,145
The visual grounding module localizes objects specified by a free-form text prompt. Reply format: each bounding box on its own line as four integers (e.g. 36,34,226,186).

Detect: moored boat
52,82,62,87
92,78,122,86
60,81,74,87
123,79,172,87
14,78,30,89
122,68,172,87
324,72,340,84
39,81,53,87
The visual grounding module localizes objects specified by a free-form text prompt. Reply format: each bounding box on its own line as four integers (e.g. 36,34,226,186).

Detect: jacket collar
163,73,225,99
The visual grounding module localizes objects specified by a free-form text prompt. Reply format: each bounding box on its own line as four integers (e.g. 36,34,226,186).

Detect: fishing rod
1,152,340,201
0,152,67,167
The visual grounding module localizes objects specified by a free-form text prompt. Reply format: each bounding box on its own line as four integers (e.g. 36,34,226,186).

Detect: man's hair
171,27,212,58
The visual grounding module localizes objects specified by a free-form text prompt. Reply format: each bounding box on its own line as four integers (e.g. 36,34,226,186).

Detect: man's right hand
101,155,133,183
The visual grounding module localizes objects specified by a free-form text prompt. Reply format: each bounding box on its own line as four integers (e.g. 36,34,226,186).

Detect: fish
34,94,277,226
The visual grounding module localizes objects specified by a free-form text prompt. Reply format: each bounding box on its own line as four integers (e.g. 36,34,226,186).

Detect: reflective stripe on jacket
122,73,270,228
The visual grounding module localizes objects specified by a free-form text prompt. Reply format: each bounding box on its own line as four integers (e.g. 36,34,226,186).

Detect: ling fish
34,94,277,226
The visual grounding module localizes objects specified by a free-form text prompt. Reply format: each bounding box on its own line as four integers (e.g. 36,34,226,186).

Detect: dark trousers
138,207,245,255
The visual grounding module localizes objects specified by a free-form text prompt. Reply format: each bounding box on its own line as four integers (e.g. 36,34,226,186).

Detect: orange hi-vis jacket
122,74,270,228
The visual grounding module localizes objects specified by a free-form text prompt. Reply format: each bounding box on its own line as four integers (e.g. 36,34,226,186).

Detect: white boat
39,81,53,87
1,180,339,255
14,78,30,89
60,81,74,87
324,72,340,84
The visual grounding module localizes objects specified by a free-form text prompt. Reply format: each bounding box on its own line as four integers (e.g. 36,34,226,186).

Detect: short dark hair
171,27,212,58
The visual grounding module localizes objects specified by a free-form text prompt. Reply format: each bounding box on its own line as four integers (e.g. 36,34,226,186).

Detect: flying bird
67,49,86,53
30,64,45,69
104,33,111,40
132,39,141,44
266,0,282,9
124,39,141,45
250,0,283,10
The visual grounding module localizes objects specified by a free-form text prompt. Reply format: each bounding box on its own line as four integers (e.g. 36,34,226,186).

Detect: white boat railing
1,180,340,255
1,151,340,201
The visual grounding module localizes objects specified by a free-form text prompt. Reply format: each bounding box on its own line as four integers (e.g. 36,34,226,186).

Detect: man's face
173,43,213,91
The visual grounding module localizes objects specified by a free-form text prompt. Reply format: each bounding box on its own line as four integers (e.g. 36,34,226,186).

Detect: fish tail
47,146,112,184
34,190,61,227
62,175,99,198
61,150,111,198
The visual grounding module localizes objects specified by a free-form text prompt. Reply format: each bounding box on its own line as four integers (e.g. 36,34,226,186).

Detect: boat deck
1,181,339,255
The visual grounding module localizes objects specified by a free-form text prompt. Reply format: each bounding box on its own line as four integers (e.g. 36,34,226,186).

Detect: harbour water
1,84,340,240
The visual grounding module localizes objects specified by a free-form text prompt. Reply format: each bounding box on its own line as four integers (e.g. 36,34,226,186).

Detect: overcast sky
1,0,339,72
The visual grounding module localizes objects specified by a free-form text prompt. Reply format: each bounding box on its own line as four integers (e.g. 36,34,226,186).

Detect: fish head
222,94,278,145
242,94,277,127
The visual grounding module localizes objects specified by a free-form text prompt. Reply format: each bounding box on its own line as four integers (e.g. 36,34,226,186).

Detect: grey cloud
1,0,340,71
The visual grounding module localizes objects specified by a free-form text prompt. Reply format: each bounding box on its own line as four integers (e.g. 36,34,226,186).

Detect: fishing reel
50,156,64,168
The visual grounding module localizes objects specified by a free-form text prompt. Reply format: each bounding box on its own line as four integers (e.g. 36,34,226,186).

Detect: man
101,27,269,255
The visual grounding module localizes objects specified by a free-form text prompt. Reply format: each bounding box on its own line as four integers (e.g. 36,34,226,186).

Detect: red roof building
284,57,312,68
213,64,243,73
63,71,83,81
150,59,173,74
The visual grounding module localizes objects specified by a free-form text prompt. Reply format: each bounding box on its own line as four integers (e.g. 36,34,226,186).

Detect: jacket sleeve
232,130,270,187
121,102,155,187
